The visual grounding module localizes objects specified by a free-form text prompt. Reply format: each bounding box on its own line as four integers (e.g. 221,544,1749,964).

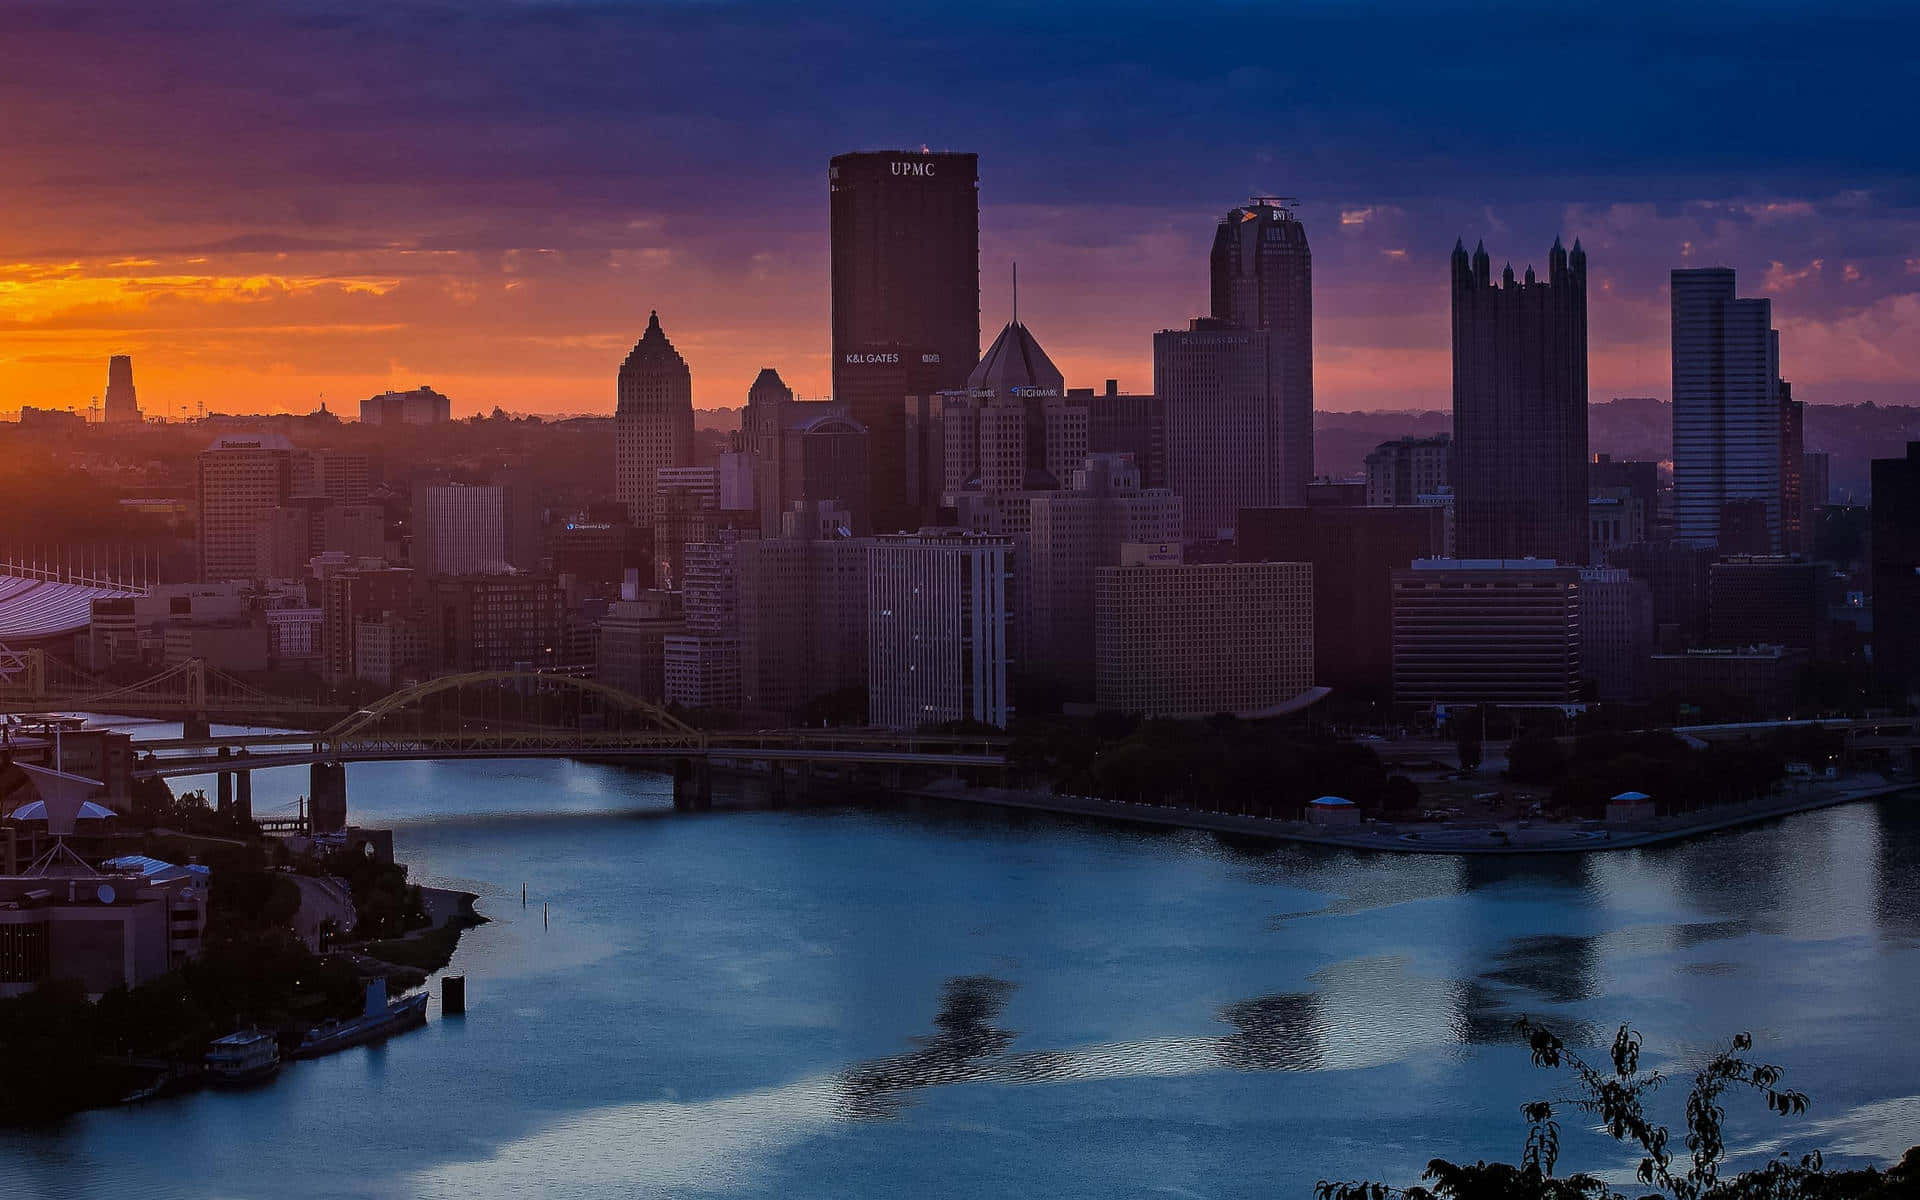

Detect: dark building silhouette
1779,382,1806,554
743,368,872,535
1589,455,1658,522
103,354,141,424
830,151,979,529
1717,499,1773,557
1871,442,1920,694
1707,555,1821,652
1614,541,1715,653
1076,382,1166,489
614,312,695,527
1802,450,1831,523
1210,199,1313,505
1450,238,1589,563
1238,505,1445,698
1391,559,1584,706
836,348,947,533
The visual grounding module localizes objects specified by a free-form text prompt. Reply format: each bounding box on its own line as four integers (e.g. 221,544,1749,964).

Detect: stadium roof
0,575,144,642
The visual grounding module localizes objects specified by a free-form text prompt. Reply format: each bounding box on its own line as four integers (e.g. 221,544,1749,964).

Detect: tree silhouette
1317,1019,1916,1199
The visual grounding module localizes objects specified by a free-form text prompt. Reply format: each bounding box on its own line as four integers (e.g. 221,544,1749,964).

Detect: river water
4,732,1918,1199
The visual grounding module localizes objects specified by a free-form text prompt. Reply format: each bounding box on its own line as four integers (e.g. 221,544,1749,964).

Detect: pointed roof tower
967,321,1065,397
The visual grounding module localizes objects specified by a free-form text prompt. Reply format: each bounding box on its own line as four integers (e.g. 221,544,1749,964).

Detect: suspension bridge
0,649,349,730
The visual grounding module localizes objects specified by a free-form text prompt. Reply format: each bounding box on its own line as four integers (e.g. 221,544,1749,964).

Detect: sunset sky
3,1,1917,418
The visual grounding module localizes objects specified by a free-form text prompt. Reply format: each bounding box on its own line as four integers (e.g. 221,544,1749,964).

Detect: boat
288,978,428,1060
204,1029,282,1086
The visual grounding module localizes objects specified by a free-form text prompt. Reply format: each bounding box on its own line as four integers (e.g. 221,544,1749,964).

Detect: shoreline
890,776,1918,855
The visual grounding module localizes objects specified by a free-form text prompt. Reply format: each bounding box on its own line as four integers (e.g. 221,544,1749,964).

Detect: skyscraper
1210,199,1314,505
1450,238,1590,563
830,151,980,529
196,434,294,582
1870,443,1920,697
867,531,1010,730
942,319,1086,500
1027,454,1183,699
1671,267,1781,549
615,311,695,527
1778,380,1806,554
103,355,141,424
1156,318,1273,542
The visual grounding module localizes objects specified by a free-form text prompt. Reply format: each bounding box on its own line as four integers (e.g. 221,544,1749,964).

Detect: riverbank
896,773,1917,854
337,886,486,983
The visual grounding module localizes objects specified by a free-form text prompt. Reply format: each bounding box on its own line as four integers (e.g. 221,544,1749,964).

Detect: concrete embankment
889,777,1917,856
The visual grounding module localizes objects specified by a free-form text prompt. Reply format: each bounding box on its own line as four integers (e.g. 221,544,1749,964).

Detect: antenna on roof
1012,261,1018,327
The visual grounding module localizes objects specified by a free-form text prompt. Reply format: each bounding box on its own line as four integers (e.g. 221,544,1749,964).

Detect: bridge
113,669,1007,831
0,650,348,729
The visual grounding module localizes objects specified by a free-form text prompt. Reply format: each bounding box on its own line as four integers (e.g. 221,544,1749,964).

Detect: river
3,729,1918,1198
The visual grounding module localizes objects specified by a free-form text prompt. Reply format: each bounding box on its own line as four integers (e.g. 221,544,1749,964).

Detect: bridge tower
310,761,347,833
183,658,210,740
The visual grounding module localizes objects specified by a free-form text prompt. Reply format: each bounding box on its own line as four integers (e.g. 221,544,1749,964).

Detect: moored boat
289,978,428,1060
204,1029,281,1086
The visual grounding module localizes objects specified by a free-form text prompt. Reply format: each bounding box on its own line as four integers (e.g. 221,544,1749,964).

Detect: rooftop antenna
1012,261,1018,327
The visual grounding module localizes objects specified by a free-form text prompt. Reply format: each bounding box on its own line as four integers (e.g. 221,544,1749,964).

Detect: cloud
0,1,1917,414
1764,259,1826,292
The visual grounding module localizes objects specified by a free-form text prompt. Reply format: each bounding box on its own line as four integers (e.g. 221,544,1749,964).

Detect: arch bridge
124,670,1008,830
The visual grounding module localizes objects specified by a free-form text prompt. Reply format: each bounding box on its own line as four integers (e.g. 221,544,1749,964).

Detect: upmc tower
830,151,979,531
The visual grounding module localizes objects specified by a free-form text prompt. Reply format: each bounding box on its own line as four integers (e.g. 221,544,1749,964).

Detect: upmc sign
892,160,935,176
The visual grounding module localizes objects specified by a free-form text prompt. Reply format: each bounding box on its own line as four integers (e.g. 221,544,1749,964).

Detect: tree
1318,1020,1917,1200
1507,735,1569,785
1455,709,1484,774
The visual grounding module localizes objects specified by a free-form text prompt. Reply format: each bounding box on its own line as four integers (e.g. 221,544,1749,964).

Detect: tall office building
1094,545,1314,719
735,525,872,718
1077,381,1166,489
1210,200,1314,505
1779,381,1806,554
1802,450,1831,513
292,448,370,505
1672,267,1782,549
942,320,1086,500
1450,238,1589,563
196,434,295,582
1392,559,1584,706
1156,319,1274,542
1870,443,1920,695
1365,435,1451,507
413,483,512,575
1578,566,1654,703
664,538,745,711
742,368,871,535
1237,505,1446,698
103,355,141,424
867,531,1010,730
830,151,979,529
829,151,979,396
1027,455,1183,699
424,575,563,674
615,312,695,527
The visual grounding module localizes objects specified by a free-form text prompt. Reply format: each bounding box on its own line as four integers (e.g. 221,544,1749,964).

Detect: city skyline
2,3,1917,419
